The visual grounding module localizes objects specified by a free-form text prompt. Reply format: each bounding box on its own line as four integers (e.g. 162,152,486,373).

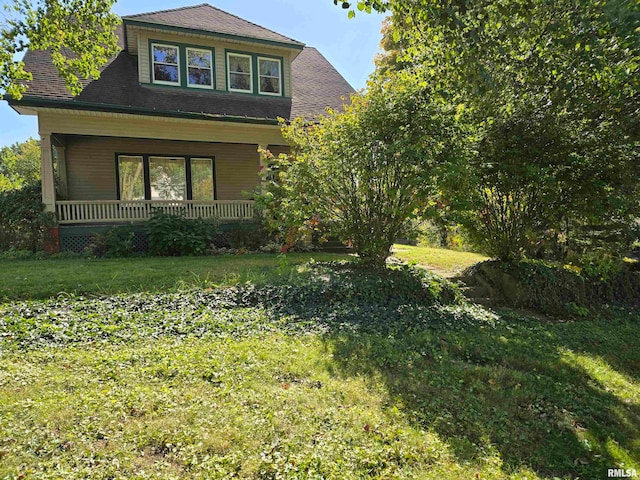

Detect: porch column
40,133,56,213
258,143,268,187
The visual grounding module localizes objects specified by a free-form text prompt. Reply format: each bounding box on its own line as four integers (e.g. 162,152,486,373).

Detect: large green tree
0,137,40,190
340,0,639,260
1,0,120,100
257,74,459,265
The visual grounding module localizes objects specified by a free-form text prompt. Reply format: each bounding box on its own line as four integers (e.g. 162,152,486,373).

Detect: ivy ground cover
0,260,638,479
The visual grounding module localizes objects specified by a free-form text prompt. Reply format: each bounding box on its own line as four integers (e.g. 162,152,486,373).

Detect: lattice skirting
59,225,148,253
59,224,242,253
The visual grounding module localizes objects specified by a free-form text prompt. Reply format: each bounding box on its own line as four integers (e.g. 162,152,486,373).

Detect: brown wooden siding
64,136,260,201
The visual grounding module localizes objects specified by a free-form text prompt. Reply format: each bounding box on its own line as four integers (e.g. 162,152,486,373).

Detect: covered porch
55,199,255,224
39,133,286,225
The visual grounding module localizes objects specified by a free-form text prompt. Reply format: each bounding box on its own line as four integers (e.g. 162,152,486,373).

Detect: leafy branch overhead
0,0,120,100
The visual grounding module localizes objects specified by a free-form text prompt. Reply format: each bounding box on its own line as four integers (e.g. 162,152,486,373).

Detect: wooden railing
55,200,255,224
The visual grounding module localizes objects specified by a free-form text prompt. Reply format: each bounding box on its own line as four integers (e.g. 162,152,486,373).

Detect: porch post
258,143,268,187
40,133,56,213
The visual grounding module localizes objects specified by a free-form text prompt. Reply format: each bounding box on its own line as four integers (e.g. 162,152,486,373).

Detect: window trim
225,50,285,97
185,47,214,90
116,155,145,201
116,153,216,201
190,157,216,201
148,156,188,201
226,52,254,94
151,42,181,86
257,56,283,96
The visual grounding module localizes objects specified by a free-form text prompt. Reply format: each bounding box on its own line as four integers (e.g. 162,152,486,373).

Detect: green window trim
148,39,215,90
224,49,285,97
116,153,217,202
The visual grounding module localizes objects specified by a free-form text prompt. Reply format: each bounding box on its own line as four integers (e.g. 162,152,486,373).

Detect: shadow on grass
258,265,640,478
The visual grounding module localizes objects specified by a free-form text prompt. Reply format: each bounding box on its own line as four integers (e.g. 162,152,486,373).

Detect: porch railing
55,200,255,224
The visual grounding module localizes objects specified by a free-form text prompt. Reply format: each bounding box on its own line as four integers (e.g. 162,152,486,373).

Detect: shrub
463,259,640,316
146,210,217,256
255,76,459,266
224,220,273,251
0,183,55,252
89,226,139,258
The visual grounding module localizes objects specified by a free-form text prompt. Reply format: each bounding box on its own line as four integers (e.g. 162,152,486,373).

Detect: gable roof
123,3,304,49
9,5,354,124
12,45,354,123
291,47,354,119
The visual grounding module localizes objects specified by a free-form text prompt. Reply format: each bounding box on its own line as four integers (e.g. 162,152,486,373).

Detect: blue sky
0,0,385,147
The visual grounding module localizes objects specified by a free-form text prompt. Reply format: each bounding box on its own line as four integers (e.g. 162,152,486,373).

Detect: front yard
0,252,638,479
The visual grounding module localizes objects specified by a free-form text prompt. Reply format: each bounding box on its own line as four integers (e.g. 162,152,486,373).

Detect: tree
1,0,120,100
0,137,40,190
339,0,640,260
257,74,459,265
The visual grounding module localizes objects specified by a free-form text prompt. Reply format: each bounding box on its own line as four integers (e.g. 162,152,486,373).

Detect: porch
55,200,255,224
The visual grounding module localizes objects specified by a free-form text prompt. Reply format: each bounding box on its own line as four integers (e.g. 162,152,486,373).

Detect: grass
0,253,348,300
0,253,638,478
392,244,489,275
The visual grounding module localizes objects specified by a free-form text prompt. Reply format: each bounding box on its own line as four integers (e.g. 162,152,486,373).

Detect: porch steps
453,274,496,307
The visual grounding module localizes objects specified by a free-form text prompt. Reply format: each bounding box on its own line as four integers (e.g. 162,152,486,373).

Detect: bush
224,221,273,251
89,226,139,258
146,210,218,256
255,77,458,266
463,259,640,316
0,183,55,252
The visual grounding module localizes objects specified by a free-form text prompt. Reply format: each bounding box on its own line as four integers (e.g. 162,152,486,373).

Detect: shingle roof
291,47,355,119
13,25,354,123
123,3,304,48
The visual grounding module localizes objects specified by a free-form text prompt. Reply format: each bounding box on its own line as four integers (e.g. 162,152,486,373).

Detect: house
6,3,354,251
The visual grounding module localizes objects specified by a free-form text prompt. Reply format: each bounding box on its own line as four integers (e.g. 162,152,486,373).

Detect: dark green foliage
146,210,217,257
346,0,640,262
247,261,461,310
0,262,461,350
224,221,273,250
89,226,139,258
464,259,640,316
0,183,54,252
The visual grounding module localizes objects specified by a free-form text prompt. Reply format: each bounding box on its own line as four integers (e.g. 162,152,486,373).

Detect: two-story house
6,3,354,251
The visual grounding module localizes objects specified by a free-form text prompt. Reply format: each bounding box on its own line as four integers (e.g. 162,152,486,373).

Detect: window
187,48,213,89
118,156,145,201
117,155,215,201
191,158,215,201
152,43,180,85
149,157,186,200
258,57,282,96
227,52,253,93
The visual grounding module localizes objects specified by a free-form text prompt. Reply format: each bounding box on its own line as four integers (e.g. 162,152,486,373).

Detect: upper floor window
187,48,213,89
227,53,252,93
258,57,282,96
152,43,180,86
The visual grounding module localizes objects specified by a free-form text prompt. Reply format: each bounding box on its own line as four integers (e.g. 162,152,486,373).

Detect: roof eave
123,19,305,51
7,96,283,126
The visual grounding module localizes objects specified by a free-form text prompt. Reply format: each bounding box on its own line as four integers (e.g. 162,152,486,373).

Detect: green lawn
1,254,638,478
392,244,489,275
0,253,348,300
